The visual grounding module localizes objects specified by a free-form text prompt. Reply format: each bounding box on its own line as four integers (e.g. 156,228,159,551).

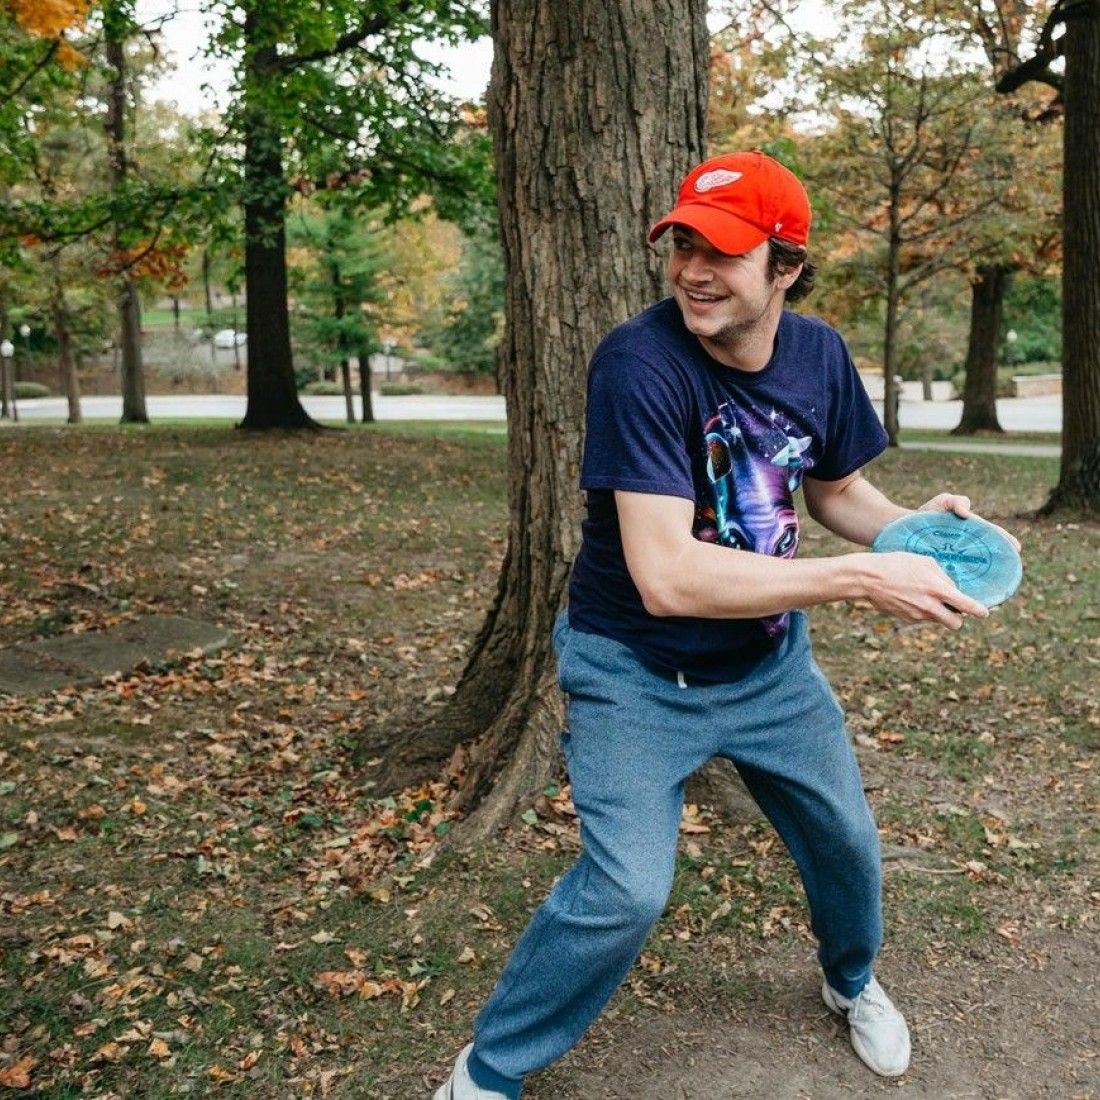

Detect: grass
0,425,1096,1097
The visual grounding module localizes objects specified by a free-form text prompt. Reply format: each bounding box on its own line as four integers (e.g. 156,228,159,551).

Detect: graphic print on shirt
694,400,814,637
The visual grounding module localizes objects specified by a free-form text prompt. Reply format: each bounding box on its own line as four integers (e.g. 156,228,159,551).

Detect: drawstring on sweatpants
676,671,687,689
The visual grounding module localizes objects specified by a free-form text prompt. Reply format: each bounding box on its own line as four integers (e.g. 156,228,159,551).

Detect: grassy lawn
0,425,1096,1097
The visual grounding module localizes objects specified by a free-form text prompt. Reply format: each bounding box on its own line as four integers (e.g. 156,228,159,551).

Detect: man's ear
775,262,803,292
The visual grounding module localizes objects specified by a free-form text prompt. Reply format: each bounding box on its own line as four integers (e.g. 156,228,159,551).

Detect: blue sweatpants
467,611,882,1098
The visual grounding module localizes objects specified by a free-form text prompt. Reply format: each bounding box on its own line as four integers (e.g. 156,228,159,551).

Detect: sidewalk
8,392,1063,439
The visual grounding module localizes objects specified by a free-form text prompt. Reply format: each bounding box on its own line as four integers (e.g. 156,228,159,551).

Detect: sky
136,1,497,116
135,3,764,117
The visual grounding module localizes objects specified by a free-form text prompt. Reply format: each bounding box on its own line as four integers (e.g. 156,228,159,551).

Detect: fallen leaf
0,1056,36,1088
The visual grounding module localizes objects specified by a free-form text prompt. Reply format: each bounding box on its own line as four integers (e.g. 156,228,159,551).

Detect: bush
301,381,347,396
13,382,51,399
379,383,423,396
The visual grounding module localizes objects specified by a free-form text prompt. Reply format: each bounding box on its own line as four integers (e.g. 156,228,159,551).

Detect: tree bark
105,34,149,425
376,0,712,839
237,29,318,431
1,297,9,419
356,348,374,423
882,194,902,446
50,260,81,425
202,250,214,320
953,265,1010,435
1043,0,1100,513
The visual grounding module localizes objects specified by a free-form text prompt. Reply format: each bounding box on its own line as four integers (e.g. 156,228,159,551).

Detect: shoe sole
821,982,909,1078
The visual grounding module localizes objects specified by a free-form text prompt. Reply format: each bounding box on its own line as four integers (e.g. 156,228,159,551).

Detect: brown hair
768,237,816,303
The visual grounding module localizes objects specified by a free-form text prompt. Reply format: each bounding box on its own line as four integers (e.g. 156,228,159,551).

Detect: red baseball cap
649,151,812,254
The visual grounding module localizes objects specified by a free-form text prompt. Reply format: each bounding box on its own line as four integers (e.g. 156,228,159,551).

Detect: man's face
667,228,790,356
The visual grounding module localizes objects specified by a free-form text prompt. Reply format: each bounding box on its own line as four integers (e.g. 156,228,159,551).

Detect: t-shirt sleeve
809,332,889,481
580,348,696,500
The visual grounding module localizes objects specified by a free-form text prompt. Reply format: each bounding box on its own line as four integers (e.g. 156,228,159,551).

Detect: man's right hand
853,551,989,629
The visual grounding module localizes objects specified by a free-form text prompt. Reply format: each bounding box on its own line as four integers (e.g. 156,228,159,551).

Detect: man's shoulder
595,298,685,362
780,308,844,347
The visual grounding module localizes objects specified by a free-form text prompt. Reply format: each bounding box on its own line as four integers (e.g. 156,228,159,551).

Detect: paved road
9,393,507,423
7,392,1063,434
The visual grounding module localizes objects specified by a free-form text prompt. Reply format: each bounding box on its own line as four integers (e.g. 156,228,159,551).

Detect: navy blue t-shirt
568,297,888,681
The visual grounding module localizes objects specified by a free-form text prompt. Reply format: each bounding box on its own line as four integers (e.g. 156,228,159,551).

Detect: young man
435,151,994,1099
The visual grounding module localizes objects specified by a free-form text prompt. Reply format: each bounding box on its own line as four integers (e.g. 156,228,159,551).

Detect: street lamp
0,339,16,423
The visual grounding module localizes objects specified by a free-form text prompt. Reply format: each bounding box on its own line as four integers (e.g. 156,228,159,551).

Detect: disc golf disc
871,511,1022,609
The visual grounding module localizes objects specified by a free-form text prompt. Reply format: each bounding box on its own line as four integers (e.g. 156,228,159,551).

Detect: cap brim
648,203,768,256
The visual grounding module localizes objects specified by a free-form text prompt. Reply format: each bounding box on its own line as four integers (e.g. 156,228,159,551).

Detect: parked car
213,329,247,348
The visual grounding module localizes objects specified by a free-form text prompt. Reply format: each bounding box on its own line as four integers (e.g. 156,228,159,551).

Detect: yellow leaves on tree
99,242,191,291
7,0,92,38
7,0,93,68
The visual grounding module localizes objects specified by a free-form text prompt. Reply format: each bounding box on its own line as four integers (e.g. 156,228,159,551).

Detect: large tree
376,0,709,838
996,0,1100,512
944,0,1062,435
806,0,1022,445
206,0,485,430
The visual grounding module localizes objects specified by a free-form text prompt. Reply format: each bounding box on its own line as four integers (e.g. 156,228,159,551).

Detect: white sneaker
433,1043,511,1100
822,976,911,1077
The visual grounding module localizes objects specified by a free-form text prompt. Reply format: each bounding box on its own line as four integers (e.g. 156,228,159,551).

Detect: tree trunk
953,265,1010,434
1,297,9,420
329,263,356,424
50,263,81,425
202,250,214,320
376,0,712,840
1043,0,1100,513
105,34,149,425
357,348,374,423
238,32,318,431
883,208,902,446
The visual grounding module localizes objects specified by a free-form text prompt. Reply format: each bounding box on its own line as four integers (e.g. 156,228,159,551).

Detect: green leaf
520,809,538,826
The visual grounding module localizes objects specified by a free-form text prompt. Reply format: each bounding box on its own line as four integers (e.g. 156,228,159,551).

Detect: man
435,151,995,1099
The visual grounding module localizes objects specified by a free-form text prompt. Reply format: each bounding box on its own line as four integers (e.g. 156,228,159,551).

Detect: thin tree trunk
376,0,713,839
238,30,318,431
1,297,9,419
883,194,902,446
340,359,355,423
357,348,374,423
329,262,355,423
106,34,148,425
50,262,81,425
953,265,1010,434
231,292,241,372
1043,0,1100,513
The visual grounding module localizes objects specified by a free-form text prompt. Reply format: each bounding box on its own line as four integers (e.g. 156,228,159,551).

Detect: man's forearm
644,540,873,619
805,473,910,547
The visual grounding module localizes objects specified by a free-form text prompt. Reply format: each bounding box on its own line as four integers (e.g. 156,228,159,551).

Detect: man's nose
680,253,714,283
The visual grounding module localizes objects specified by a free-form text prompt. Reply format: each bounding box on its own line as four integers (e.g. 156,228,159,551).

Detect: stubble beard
698,287,783,357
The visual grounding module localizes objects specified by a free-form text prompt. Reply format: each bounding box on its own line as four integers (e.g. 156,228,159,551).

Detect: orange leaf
0,1056,36,1088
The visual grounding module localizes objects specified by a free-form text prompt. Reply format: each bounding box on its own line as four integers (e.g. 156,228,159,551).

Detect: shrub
379,383,423,396
301,381,347,396
13,382,51,399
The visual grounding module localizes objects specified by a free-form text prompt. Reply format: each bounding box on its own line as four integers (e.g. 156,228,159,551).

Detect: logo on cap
695,169,742,193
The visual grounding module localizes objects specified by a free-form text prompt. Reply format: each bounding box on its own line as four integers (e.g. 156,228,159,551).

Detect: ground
0,424,1096,1099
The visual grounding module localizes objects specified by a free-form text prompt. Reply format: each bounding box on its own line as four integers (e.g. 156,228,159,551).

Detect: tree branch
995,0,1082,94
271,1,415,72
2,39,60,105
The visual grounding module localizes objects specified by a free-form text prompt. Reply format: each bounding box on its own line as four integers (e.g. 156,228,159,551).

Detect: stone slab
0,616,233,695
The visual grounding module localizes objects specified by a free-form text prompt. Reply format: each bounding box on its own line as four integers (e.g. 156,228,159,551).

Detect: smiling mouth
683,289,727,309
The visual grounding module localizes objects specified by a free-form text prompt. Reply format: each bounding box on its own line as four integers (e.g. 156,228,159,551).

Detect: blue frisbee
871,511,1022,609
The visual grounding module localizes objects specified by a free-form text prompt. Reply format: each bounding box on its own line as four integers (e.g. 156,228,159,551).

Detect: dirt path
536,929,1097,1099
